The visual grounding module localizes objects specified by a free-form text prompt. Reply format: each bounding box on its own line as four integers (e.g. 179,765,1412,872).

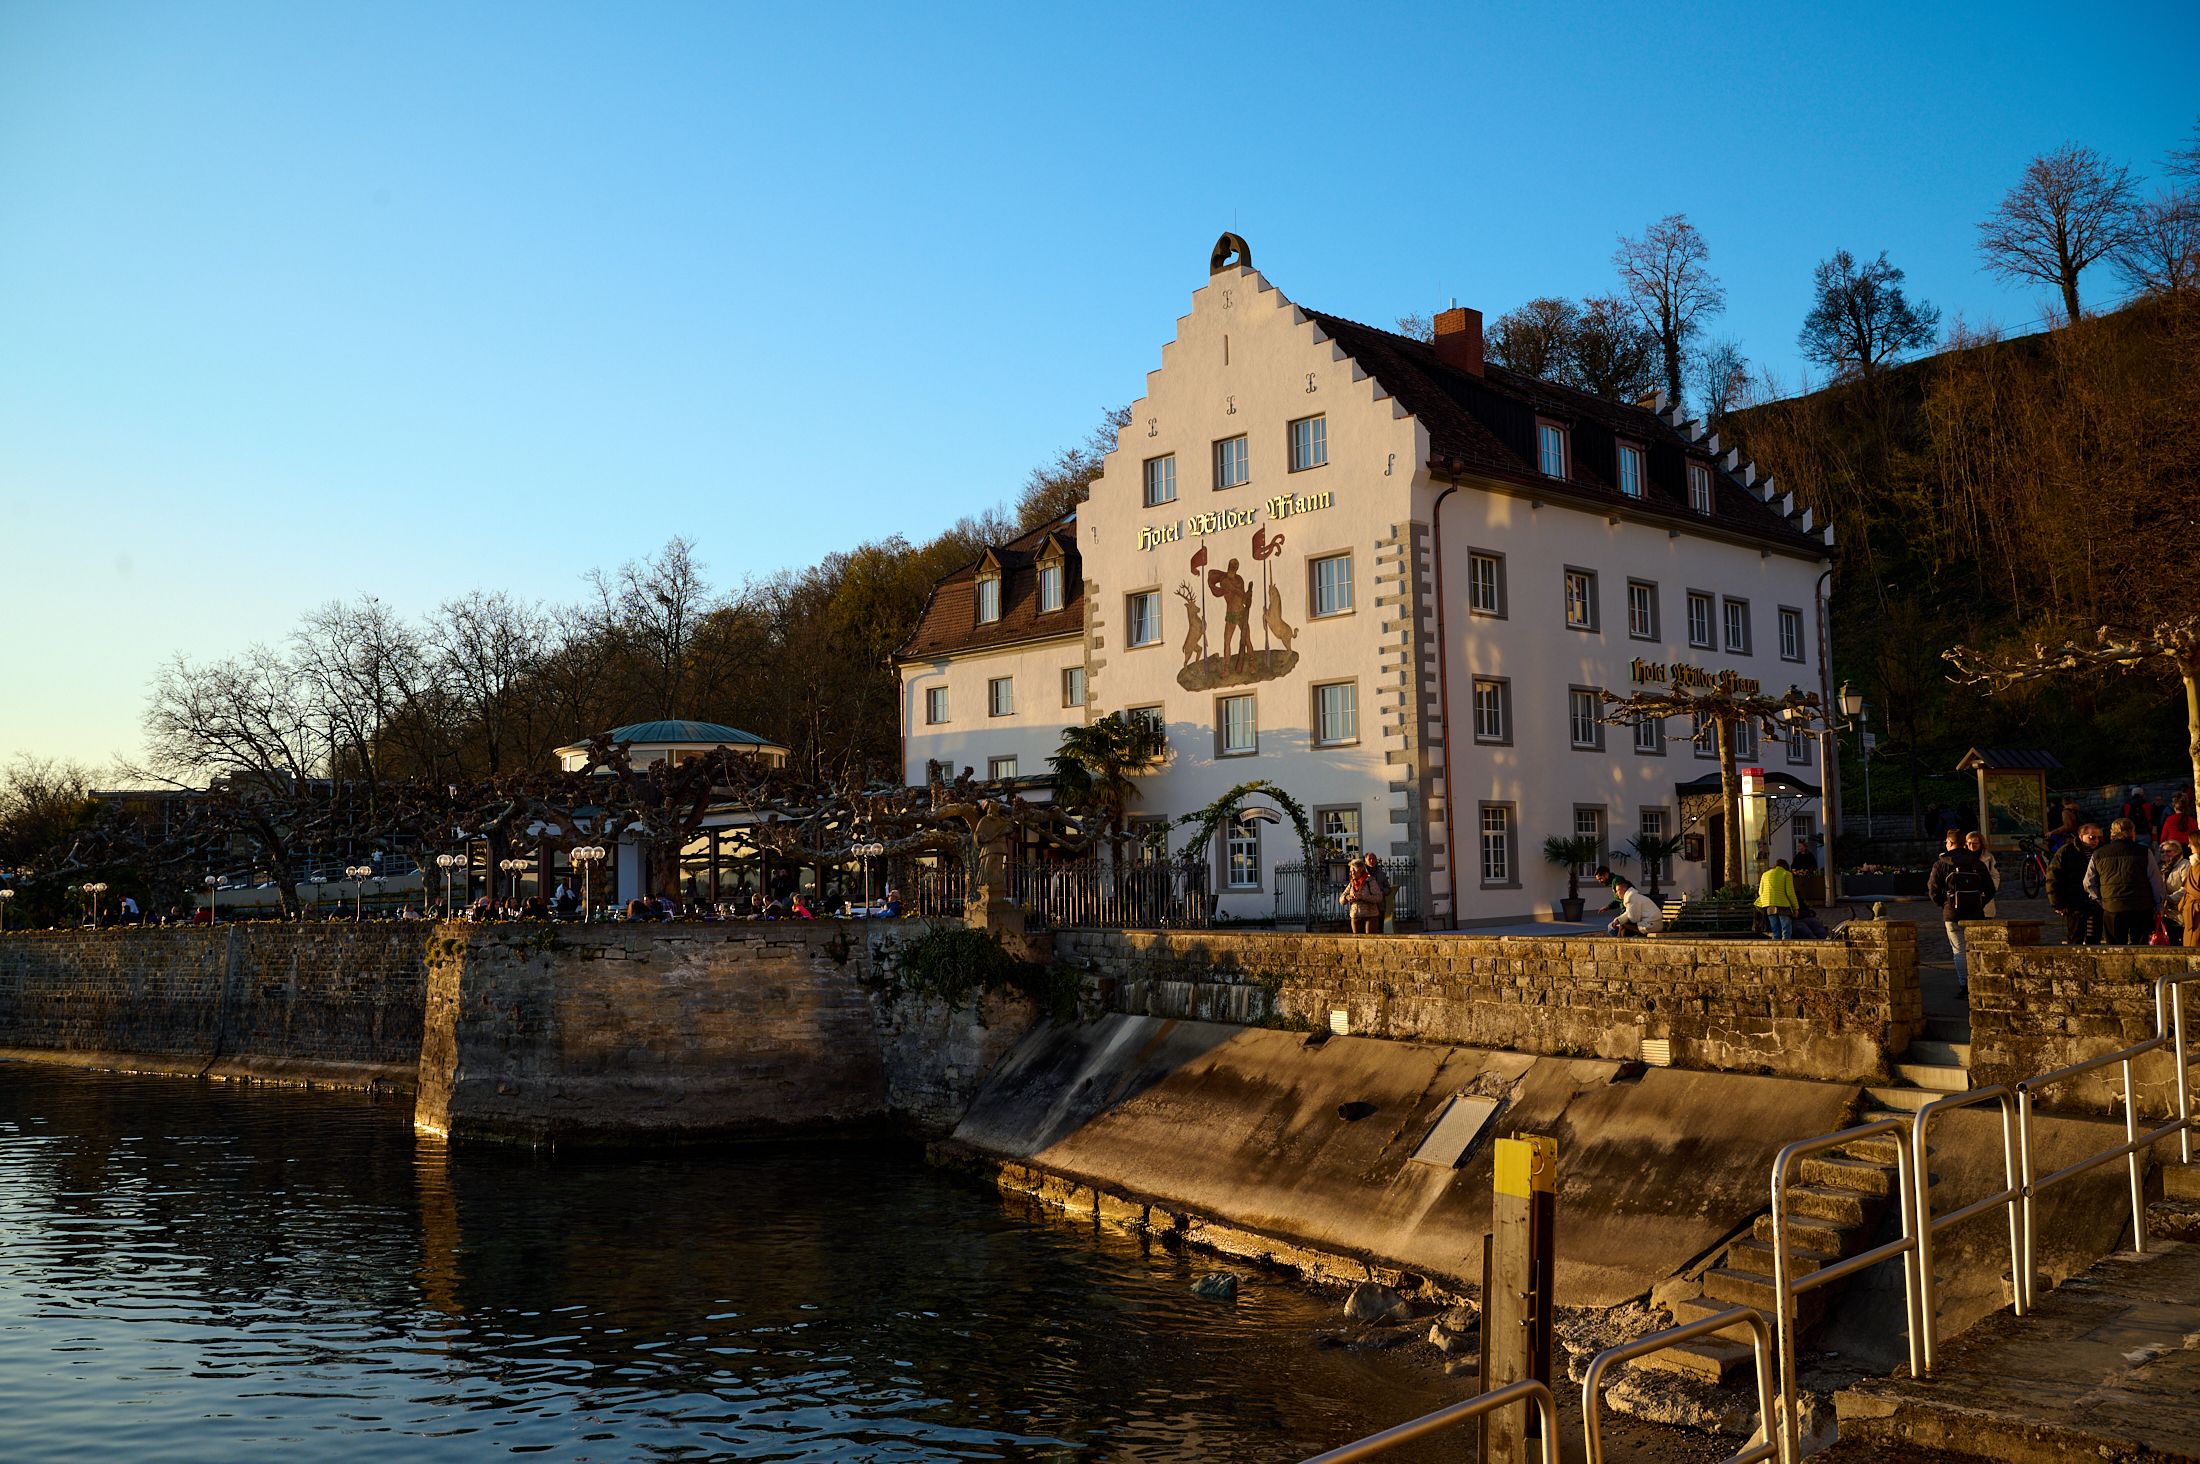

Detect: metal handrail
2155,971,2199,1166
1298,1377,1558,1464
1912,1084,2024,1372
1770,1119,1920,1464
1582,1306,1777,1464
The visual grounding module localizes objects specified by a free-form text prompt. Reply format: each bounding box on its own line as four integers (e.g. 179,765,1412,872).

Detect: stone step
2166,1162,2200,1202
1799,1153,1896,1195
1841,1131,1908,1167
1728,1237,1838,1278
1702,1266,1826,1320
1904,1038,1973,1067
1754,1211,1862,1256
1785,1183,1877,1227
1669,1295,1772,1342
1864,1085,1938,1114
1628,1334,1757,1383
1922,1014,1973,1045
1891,1060,1970,1092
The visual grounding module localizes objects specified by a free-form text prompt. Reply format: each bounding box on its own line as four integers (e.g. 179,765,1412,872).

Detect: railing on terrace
903,859,968,919
1008,851,1213,930
1273,857,1419,929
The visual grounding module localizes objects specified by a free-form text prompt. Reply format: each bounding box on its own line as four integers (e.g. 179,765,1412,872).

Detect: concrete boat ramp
1834,1239,2200,1464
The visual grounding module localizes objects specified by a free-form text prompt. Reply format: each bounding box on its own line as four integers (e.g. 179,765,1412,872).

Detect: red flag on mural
1190,546,1208,576
1252,527,1285,559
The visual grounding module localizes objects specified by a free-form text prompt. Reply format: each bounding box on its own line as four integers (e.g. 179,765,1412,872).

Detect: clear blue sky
2,0,2193,771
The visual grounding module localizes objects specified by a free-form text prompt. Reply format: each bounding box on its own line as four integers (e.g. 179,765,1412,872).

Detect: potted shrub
1542,834,1603,922
1628,832,1687,899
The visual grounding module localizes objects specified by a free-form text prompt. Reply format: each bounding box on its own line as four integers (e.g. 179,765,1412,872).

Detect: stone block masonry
0,926,426,1087
1965,921,2196,1117
1055,922,1922,1084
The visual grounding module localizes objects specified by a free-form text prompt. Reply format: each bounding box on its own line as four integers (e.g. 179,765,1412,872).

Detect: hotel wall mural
1176,529,1298,691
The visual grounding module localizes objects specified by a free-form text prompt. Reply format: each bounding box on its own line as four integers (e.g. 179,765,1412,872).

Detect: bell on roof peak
1209,232,1252,274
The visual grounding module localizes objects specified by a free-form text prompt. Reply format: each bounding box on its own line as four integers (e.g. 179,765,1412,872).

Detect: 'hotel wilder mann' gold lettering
1135,490,1334,553
1630,657,1760,695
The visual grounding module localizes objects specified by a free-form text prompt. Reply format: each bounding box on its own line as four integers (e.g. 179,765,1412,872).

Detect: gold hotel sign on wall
1137,490,1334,553
1630,658,1761,696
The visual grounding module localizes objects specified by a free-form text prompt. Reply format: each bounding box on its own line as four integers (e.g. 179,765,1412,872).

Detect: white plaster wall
1077,267,1426,919
901,637,1086,785
1431,482,1830,923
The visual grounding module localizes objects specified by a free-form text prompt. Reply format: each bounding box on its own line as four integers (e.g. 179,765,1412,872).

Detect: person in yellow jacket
1757,858,1799,940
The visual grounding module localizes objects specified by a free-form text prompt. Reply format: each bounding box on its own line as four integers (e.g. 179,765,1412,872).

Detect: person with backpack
1927,828,1997,991
1342,853,1390,935
2084,818,2166,946
2048,822,2104,945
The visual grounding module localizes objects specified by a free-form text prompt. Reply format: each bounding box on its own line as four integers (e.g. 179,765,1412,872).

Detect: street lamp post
344,864,374,920
498,858,528,909
0,888,14,932
204,874,219,925
435,853,465,916
570,845,607,921
852,841,887,910
83,882,108,926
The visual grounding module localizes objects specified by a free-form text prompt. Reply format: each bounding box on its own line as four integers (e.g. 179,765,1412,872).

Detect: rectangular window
1143,455,1177,508
975,575,1001,624
1723,597,1752,654
1309,553,1354,616
1225,818,1261,890
1733,717,1757,759
1537,421,1568,478
1791,813,1817,851
1686,591,1715,649
988,756,1018,780
1564,568,1598,630
1787,726,1814,766
1692,711,1717,759
1626,580,1658,640
1213,435,1249,490
1318,807,1362,859
1126,816,1168,861
1126,590,1162,647
987,676,1013,717
1061,666,1086,708
1472,677,1511,744
1128,705,1166,750
1480,804,1516,886
924,686,949,725
1288,415,1327,471
1688,463,1714,514
1640,808,1671,884
1569,687,1604,750
1314,681,1358,745
1778,606,1805,662
1574,806,1606,875
1467,550,1506,617
1634,716,1666,755
1616,442,1645,498
1037,562,1064,613
1218,694,1257,756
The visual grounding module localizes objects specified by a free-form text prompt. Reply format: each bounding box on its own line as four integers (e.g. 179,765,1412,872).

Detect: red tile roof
895,513,1085,662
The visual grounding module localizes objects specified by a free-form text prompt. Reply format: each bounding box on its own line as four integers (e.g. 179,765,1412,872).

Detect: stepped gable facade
901,235,1833,925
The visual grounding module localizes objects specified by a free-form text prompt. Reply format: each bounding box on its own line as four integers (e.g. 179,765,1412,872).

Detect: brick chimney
1433,306,1483,376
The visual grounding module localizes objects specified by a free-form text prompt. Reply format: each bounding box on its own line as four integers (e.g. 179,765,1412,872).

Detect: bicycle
2013,832,2050,899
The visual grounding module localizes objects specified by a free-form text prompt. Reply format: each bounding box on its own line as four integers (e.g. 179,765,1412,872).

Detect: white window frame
988,756,1018,780
1061,665,1085,708
987,676,1013,718
1688,462,1714,514
1616,441,1646,498
1126,590,1162,648
974,573,1001,625
1573,806,1606,876
1639,807,1672,884
1213,434,1249,490
1224,817,1262,890
1723,597,1752,655
1569,687,1604,750
1733,717,1758,759
1313,681,1358,746
1786,726,1814,766
1564,568,1598,631
1479,802,1517,887
1472,677,1511,745
924,686,949,725
1309,553,1354,617
1143,454,1177,508
1626,579,1658,641
1317,806,1362,859
1686,590,1715,649
1778,605,1805,663
1467,550,1507,618
1633,716,1666,755
1287,414,1327,472
1037,561,1064,614
1218,693,1257,757
1692,711,1717,759
1127,705,1166,753
1537,420,1568,479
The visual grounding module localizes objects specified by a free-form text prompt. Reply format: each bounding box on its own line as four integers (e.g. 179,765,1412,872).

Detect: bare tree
1568,295,1659,401
2166,118,2200,182
1393,312,1434,343
1614,214,1726,410
1799,249,1941,380
429,591,554,777
1486,297,1581,381
586,537,723,721
1690,338,1752,424
1014,405,1132,529
2116,192,2200,296
1977,143,2137,322
292,596,431,800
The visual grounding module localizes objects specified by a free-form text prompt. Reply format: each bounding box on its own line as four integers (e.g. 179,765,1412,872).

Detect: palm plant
1542,833,1604,916
1049,713,1169,845
1628,832,1687,898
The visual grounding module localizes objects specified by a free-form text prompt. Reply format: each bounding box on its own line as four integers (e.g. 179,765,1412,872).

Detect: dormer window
1037,560,1064,613
1537,420,1568,479
1616,442,1645,498
1688,463,1714,514
975,572,1001,624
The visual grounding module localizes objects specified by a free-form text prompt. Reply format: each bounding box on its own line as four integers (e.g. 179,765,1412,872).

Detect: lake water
0,1066,1482,1462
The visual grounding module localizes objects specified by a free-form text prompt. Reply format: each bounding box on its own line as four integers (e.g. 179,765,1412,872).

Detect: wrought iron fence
1273,857,1419,928
1008,851,1213,930
903,858,968,919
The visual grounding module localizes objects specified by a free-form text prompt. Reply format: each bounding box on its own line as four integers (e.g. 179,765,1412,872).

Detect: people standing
1343,853,1390,935
1756,858,1799,940
2163,840,2193,943
2123,788,2160,848
1965,830,2001,917
2161,790,2198,851
2083,818,2164,947
2049,823,2105,945
1927,828,1996,992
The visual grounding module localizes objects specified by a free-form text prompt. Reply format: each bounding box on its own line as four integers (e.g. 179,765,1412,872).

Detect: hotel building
898,235,1833,926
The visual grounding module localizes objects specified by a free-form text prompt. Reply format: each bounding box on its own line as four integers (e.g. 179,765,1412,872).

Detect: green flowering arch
1173,780,1326,865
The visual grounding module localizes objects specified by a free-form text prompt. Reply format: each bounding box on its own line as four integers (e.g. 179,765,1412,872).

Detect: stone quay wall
0,925,426,1087
1055,922,1923,1084
415,922,1043,1145
1965,922,2196,1117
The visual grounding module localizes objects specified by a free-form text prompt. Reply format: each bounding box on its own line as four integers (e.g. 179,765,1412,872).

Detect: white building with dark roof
900,235,1833,926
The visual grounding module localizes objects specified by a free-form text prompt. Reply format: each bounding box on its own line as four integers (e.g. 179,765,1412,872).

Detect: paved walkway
1833,1239,2200,1462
